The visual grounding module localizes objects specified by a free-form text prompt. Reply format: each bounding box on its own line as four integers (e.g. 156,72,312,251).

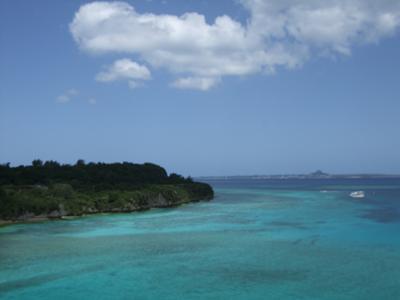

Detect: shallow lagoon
1,179,400,299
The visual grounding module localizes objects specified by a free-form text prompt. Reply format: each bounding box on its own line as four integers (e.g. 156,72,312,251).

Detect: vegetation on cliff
0,160,213,220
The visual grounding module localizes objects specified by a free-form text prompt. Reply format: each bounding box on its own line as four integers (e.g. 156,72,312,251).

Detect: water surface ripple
1,178,400,299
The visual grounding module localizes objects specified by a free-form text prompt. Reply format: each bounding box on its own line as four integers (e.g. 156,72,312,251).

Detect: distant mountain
309,170,329,177
198,172,400,180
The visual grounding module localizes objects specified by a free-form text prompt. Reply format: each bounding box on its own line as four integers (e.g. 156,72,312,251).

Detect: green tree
76,159,85,167
32,159,43,168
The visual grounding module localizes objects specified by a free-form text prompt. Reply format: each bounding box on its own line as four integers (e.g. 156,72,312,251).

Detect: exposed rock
48,210,62,219
58,204,68,216
17,212,35,221
152,193,168,207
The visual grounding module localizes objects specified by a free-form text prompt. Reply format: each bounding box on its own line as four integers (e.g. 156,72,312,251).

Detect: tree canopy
0,160,192,191
0,160,213,220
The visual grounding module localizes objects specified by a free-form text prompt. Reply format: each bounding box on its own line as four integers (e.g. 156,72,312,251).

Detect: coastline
0,199,205,228
0,198,211,228
0,162,214,227
0,216,52,227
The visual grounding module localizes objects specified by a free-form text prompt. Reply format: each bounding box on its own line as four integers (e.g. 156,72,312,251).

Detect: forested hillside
0,160,213,221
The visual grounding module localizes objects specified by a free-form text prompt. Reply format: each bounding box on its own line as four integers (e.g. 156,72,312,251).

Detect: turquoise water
1,179,400,299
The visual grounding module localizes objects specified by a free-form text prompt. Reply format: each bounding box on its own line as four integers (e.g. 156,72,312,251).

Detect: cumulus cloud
70,1,400,90
96,58,151,87
241,0,400,55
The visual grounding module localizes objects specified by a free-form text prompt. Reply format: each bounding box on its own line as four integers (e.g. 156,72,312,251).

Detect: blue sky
1,0,400,176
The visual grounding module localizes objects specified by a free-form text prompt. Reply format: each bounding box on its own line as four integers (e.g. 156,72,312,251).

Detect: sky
1,0,400,176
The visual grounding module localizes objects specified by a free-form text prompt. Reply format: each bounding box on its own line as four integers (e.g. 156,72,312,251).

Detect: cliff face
0,182,214,223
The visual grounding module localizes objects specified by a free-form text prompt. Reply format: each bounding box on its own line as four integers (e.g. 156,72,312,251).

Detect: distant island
0,160,214,225
199,170,400,180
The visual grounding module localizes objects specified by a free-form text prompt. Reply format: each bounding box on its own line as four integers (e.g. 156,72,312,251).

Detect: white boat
350,191,365,198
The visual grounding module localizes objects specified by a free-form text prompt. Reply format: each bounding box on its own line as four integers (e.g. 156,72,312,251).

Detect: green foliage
0,161,184,189
169,173,185,184
76,159,85,167
0,186,59,218
181,183,214,200
51,183,74,199
32,159,43,168
0,161,213,220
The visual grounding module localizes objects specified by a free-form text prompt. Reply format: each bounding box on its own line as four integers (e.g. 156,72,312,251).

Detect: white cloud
88,98,97,105
96,58,151,86
56,89,79,103
56,95,70,103
241,0,400,54
70,1,400,90
171,77,220,91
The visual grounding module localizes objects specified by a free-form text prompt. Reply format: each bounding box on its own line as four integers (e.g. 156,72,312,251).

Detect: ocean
1,178,400,299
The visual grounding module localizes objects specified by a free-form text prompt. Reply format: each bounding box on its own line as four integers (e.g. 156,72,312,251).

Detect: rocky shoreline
0,193,211,227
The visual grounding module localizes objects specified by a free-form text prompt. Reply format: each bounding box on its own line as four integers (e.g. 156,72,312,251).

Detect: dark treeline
0,160,192,191
0,160,213,220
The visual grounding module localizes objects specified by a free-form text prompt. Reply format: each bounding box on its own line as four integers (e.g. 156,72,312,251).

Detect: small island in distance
200,170,400,180
0,160,214,225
